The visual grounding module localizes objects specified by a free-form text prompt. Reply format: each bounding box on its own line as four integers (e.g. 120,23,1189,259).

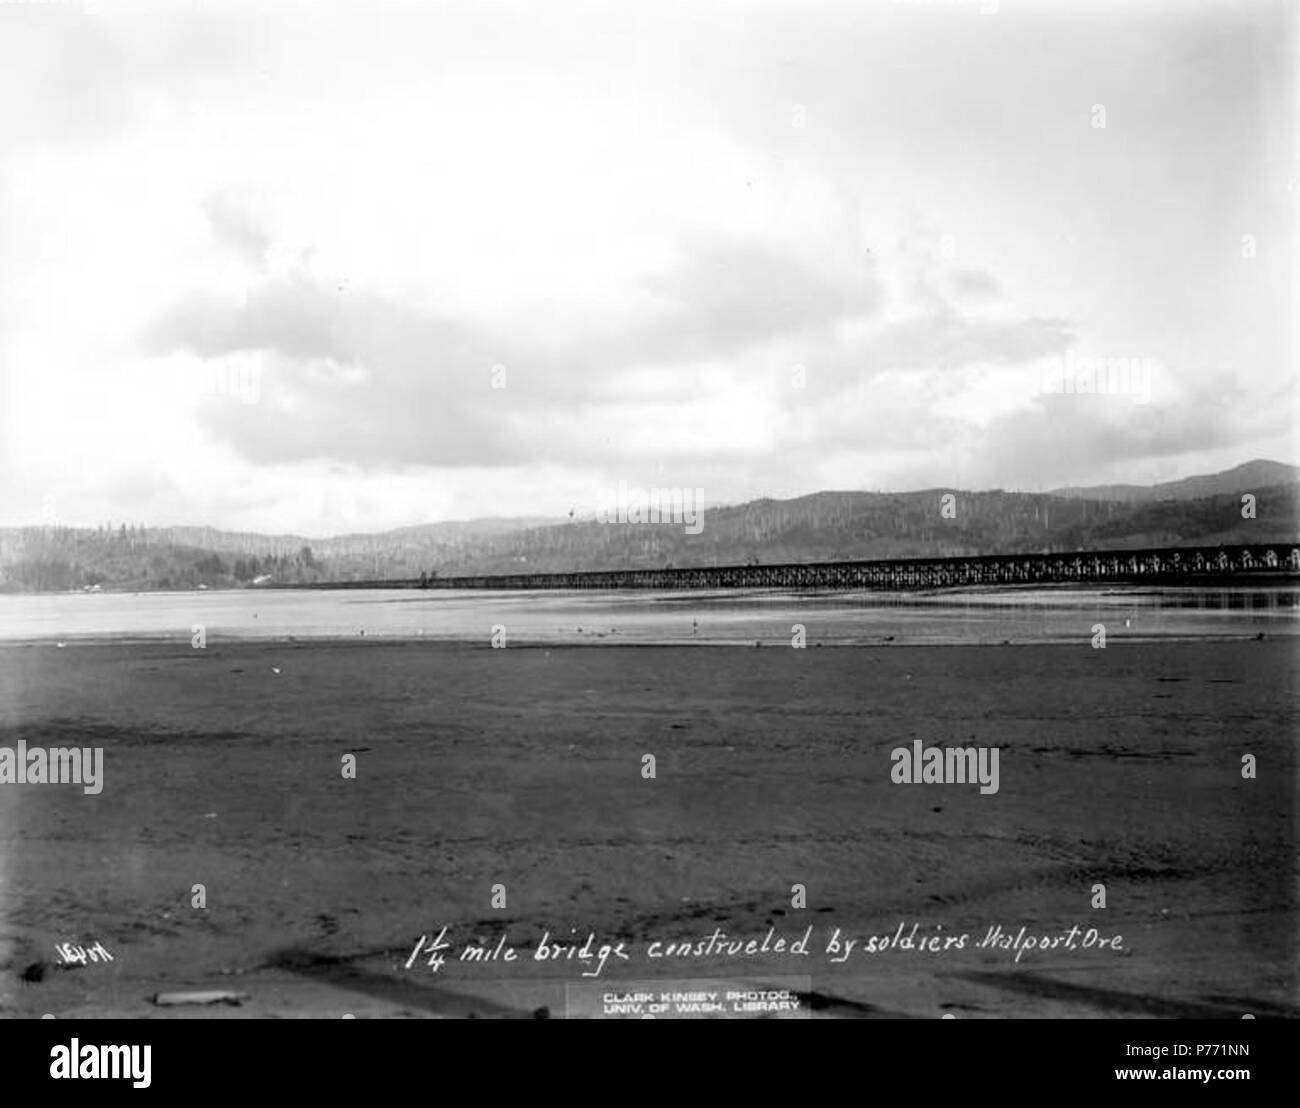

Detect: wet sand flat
0,638,1295,1018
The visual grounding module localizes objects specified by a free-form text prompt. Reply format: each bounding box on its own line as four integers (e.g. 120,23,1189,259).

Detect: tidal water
0,586,1295,646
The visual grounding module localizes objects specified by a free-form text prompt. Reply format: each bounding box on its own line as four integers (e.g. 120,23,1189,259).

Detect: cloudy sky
0,0,1294,535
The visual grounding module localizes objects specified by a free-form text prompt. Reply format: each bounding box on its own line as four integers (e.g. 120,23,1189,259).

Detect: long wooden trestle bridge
390,544,1300,591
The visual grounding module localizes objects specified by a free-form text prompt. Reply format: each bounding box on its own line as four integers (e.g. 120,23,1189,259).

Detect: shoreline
0,629,1294,649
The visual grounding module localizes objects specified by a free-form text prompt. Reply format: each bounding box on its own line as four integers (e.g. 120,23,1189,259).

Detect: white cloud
0,0,1292,533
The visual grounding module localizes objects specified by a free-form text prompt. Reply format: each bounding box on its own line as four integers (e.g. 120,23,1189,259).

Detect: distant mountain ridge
1,461,1296,590
1050,459,1299,502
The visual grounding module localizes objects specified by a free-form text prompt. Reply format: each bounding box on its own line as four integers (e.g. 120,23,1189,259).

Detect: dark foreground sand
0,639,1295,1018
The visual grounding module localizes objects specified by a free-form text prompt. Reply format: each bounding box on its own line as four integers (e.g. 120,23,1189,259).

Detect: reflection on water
0,586,1296,647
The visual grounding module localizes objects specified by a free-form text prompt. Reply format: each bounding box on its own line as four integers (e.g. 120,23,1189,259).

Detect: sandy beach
1,638,1295,1018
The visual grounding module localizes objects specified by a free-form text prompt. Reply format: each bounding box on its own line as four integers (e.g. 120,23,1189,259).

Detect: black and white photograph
0,0,1295,1061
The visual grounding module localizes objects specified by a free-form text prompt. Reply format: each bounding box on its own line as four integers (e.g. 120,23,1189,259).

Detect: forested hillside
2,470,1295,591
